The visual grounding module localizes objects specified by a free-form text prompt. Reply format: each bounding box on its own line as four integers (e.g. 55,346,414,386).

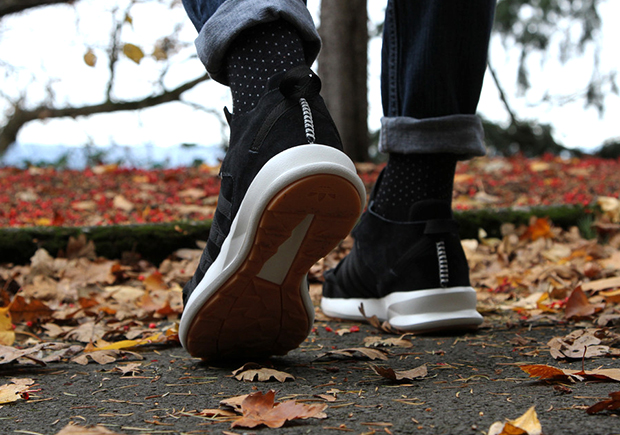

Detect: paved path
1,319,619,435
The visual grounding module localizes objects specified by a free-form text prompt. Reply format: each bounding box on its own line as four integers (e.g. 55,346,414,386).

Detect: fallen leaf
316,347,389,361
8,295,53,323
586,390,620,414
55,423,126,434
232,363,295,382
0,342,68,365
548,329,612,359
521,217,553,241
111,362,142,376
0,378,34,404
520,364,620,382
0,303,15,346
565,287,596,319
372,364,427,382
488,406,542,435
87,332,164,351
231,390,327,429
71,349,143,365
364,335,413,348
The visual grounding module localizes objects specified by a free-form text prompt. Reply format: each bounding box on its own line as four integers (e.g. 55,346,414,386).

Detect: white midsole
180,144,366,349
320,286,483,331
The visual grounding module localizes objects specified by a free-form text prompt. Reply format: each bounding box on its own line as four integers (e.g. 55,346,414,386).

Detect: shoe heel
386,287,483,332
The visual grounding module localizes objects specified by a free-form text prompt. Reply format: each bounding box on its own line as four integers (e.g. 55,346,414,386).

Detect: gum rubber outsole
185,174,362,360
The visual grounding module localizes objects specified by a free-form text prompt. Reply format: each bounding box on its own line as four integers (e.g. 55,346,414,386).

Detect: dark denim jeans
181,0,495,158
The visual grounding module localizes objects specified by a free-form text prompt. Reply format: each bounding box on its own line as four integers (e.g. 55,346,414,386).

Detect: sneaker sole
180,145,365,360
321,287,483,332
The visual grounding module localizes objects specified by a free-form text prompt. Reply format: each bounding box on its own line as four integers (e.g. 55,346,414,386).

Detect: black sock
372,153,457,221
225,20,306,114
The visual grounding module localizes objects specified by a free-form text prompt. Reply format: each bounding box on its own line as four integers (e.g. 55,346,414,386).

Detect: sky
0,0,618,163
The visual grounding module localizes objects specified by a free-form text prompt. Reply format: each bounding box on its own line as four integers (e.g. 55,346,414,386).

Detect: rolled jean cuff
195,0,320,85
379,114,486,160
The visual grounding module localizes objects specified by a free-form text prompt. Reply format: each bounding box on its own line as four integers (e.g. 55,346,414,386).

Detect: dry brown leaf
372,364,427,382
66,321,106,343
364,335,413,348
586,390,620,414
71,349,143,365
358,304,401,334
0,378,34,404
0,303,14,346
0,342,68,365
231,390,327,429
55,423,126,434
316,347,389,361
8,295,53,323
111,362,143,376
220,394,249,413
232,363,294,382
565,287,596,319
488,406,542,435
548,329,612,359
520,364,620,382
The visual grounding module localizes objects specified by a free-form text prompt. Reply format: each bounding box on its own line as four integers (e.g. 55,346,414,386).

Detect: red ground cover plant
2,154,620,228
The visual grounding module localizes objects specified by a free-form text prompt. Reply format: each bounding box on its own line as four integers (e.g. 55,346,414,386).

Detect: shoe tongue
407,199,453,221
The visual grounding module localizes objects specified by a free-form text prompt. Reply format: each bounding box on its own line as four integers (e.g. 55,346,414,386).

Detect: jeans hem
195,0,320,85
379,115,486,160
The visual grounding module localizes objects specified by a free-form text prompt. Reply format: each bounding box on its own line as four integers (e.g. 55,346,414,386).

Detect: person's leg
179,0,366,360
322,0,495,331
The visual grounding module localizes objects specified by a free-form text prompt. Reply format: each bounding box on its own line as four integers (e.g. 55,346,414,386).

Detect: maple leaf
0,378,35,404
488,406,542,435
231,390,327,429
586,390,620,414
372,364,427,382
520,364,620,382
232,362,295,382
316,347,389,361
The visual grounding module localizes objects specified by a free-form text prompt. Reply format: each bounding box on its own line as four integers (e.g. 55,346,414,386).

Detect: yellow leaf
488,406,542,435
0,379,34,404
124,13,133,26
123,43,144,64
86,333,162,351
0,305,15,346
84,49,97,67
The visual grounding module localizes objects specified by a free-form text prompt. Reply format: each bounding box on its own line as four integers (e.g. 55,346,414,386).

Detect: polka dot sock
225,20,306,114
372,153,457,221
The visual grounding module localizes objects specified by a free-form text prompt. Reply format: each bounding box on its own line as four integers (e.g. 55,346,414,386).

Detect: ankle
372,153,457,221
225,20,306,114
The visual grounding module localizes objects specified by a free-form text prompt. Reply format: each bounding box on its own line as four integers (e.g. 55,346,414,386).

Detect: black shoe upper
323,170,471,300
183,66,343,305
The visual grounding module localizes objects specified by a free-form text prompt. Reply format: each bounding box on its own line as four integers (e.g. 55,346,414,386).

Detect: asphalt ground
2,315,620,435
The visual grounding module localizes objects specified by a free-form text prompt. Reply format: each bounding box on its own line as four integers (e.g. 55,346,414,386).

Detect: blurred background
0,0,618,169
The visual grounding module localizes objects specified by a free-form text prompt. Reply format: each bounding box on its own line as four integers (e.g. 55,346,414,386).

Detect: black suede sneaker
180,65,366,360
321,170,482,332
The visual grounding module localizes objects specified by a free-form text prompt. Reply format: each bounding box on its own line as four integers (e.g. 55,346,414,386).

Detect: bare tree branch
0,0,75,17
0,73,210,153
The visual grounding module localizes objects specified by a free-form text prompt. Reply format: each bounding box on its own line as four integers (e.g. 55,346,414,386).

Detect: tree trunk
318,0,368,162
